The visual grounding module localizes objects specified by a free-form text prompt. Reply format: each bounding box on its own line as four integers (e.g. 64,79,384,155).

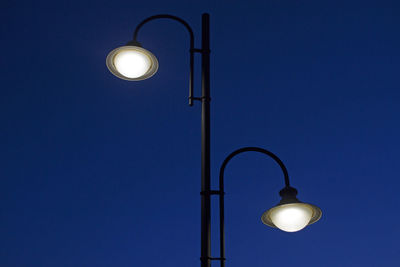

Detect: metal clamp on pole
200,190,225,196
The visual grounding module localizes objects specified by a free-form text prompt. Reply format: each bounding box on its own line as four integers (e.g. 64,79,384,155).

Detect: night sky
2,0,400,266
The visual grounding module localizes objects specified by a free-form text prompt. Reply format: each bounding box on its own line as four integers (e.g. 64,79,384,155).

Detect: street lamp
106,13,321,267
106,41,158,81
217,147,322,267
219,147,321,234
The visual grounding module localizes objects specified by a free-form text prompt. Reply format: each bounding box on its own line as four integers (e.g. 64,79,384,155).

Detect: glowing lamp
261,187,321,232
106,41,158,81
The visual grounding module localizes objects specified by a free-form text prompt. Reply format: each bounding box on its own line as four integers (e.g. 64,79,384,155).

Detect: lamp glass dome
106,45,158,81
261,202,321,232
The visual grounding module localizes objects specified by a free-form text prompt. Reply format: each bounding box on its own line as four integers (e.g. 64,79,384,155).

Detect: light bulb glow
268,203,313,232
106,45,158,81
113,49,151,78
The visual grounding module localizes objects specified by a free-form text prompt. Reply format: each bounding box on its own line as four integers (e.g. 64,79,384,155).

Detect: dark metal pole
133,13,212,267
200,13,211,267
132,14,195,106
218,147,291,267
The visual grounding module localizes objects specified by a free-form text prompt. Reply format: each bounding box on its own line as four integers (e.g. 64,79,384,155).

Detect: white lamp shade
106,45,158,81
261,202,321,232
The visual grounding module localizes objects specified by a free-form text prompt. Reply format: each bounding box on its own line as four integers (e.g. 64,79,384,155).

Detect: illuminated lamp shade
261,187,322,232
106,41,158,81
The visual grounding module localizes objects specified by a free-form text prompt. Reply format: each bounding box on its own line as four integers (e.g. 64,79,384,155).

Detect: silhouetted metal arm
218,147,291,267
133,14,196,106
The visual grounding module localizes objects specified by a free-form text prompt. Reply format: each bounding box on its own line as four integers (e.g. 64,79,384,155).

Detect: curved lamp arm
217,147,291,267
133,14,196,106
219,147,290,189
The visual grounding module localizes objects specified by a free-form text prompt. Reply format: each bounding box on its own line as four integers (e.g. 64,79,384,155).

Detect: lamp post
218,147,322,267
106,13,321,267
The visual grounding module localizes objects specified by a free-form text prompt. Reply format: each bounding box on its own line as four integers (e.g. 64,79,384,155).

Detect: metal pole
200,13,211,267
218,147,292,267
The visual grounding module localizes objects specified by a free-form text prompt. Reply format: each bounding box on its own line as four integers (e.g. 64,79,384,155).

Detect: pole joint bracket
191,96,211,102
200,256,226,261
200,190,225,196
191,48,211,54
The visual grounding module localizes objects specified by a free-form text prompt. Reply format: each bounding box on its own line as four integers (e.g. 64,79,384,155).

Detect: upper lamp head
106,40,158,81
261,187,322,232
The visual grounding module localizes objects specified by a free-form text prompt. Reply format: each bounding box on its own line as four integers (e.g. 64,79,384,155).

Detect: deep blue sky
1,0,400,266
